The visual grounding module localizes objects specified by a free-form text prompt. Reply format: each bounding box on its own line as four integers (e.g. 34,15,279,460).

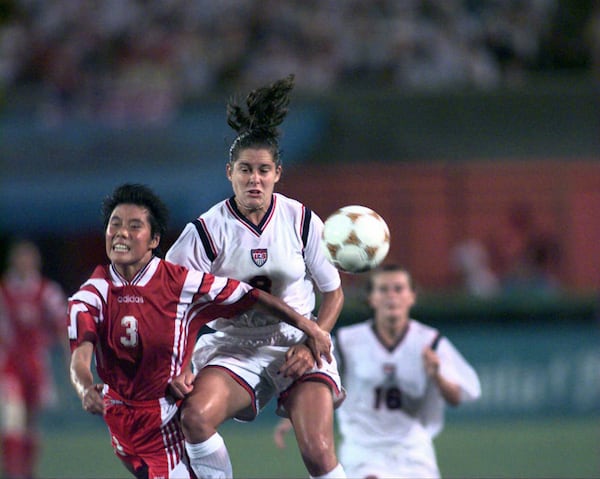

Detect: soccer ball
321,205,390,273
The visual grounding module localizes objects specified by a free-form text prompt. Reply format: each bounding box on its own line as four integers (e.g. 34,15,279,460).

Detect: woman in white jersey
167,75,347,479
275,265,481,478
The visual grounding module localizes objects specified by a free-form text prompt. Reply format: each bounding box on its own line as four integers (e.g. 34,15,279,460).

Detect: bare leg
284,381,344,478
180,367,252,479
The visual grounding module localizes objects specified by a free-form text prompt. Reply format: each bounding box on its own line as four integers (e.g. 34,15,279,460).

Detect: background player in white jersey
167,75,347,479
68,183,332,479
275,264,481,479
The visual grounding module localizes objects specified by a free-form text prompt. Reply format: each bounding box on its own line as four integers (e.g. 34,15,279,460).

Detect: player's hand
304,325,333,368
423,346,440,378
273,418,293,449
82,383,104,415
169,369,196,399
279,343,317,378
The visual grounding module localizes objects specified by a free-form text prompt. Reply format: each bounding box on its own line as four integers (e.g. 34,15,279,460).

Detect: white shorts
191,324,345,421
339,437,440,479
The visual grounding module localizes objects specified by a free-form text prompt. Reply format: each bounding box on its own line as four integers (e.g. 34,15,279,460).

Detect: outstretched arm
278,286,344,378
70,341,104,415
254,289,332,367
314,286,344,333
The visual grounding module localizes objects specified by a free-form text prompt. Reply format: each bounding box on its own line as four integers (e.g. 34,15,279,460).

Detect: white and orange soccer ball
321,205,390,273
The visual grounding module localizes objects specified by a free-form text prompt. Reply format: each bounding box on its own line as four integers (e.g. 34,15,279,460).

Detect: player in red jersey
0,239,68,479
68,183,332,479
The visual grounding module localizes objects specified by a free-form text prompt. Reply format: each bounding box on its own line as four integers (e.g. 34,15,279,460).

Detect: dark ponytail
227,74,295,166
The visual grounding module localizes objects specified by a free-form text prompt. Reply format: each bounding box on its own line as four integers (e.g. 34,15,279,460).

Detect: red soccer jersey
0,273,67,407
0,273,66,362
67,257,258,401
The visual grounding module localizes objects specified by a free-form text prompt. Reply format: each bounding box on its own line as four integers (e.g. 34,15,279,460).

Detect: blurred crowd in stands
450,202,562,299
0,0,598,124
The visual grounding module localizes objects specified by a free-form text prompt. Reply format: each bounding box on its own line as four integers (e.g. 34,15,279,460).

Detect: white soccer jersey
336,319,481,447
166,193,341,337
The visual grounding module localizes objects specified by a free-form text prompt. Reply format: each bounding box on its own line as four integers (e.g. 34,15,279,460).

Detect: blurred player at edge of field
0,239,69,479
275,265,481,478
67,183,331,479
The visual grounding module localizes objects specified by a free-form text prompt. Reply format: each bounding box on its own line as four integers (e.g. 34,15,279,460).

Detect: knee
0,399,27,434
179,400,216,442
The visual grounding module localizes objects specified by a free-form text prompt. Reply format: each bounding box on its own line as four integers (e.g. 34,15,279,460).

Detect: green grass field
37,415,598,478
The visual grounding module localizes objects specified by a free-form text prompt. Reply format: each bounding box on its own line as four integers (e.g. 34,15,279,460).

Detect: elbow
333,286,344,309
443,383,463,407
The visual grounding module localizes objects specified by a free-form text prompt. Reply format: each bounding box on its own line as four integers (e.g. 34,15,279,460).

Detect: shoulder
195,199,235,234
336,320,373,343
161,260,209,292
201,198,230,219
89,264,110,280
159,258,189,276
159,259,214,294
274,193,314,217
274,192,302,207
408,319,440,343
191,200,229,230
69,266,110,305
410,319,436,334
176,199,229,235
273,194,328,243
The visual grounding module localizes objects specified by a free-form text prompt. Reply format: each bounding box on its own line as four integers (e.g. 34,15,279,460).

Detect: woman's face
105,203,159,280
369,270,416,321
227,148,281,214
9,242,41,277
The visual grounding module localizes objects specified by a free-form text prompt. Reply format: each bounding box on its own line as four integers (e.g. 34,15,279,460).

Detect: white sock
185,433,232,479
310,463,346,479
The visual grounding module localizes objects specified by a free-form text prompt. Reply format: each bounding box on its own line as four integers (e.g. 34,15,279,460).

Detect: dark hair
226,74,295,166
101,183,169,257
366,264,415,293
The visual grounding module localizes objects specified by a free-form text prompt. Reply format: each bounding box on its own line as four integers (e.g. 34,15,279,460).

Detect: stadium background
0,1,599,477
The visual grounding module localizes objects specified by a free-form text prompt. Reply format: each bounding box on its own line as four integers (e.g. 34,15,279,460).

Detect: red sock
1,433,27,478
23,433,40,478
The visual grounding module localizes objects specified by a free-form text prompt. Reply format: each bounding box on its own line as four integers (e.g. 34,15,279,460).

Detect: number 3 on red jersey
119,315,138,347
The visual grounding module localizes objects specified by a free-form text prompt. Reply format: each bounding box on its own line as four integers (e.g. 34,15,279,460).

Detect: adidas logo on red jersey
117,295,144,303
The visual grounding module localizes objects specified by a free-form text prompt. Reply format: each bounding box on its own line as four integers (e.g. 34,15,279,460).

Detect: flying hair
227,74,295,164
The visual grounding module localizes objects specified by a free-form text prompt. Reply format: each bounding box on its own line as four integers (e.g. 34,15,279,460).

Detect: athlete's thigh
275,348,345,419
285,381,335,445
107,408,191,479
191,342,282,421
143,414,191,479
186,366,253,422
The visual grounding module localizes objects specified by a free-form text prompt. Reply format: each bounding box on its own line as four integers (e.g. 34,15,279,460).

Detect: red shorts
1,354,49,409
103,388,194,479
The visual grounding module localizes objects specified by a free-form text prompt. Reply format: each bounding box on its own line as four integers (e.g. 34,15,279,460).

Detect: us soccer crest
251,249,268,267
383,363,397,382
